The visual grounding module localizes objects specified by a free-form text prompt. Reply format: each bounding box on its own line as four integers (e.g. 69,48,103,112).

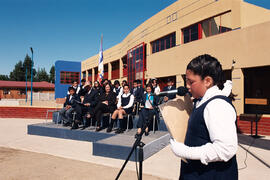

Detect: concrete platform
28,122,170,161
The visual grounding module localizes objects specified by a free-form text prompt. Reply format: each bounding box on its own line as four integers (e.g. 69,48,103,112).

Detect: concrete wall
241,1,270,28
81,0,270,116
82,0,243,81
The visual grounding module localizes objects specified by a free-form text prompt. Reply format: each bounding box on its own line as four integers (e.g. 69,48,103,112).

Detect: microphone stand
115,122,149,180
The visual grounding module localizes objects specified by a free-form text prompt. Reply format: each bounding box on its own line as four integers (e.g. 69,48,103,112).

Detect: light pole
25,66,27,102
30,47,33,106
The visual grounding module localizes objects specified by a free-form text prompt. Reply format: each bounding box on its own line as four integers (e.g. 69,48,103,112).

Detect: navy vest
121,94,131,107
180,95,238,180
115,87,121,96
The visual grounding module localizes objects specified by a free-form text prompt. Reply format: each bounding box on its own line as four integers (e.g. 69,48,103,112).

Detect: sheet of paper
158,94,193,143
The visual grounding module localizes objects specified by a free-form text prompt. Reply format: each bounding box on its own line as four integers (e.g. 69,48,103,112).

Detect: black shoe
81,125,88,130
106,127,112,133
115,128,124,134
145,131,149,136
63,122,70,127
95,127,102,132
71,124,79,130
134,133,140,139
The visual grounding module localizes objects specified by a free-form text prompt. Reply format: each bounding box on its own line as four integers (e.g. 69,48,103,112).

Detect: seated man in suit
60,87,80,126
73,81,99,129
163,78,176,102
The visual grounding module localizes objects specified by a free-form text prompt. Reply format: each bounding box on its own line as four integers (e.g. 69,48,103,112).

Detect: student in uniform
170,54,238,180
113,80,123,97
136,83,158,136
60,87,80,126
163,78,176,102
108,84,134,134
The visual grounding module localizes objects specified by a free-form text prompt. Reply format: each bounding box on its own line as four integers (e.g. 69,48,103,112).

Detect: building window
94,67,98,81
127,43,146,87
201,12,232,38
151,32,176,54
88,69,92,81
19,90,26,95
3,89,10,95
60,71,80,84
82,71,86,80
183,23,202,44
219,26,231,33
111,60,120,80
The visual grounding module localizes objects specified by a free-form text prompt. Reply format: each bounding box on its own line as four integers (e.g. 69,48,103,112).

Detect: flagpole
98,34,104,83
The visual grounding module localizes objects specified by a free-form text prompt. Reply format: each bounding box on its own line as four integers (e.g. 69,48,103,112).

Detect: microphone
155,86,188,96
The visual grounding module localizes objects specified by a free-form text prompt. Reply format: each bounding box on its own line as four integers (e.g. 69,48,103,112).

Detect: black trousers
74,104,94,122
94,103,110,127
137,108,155,129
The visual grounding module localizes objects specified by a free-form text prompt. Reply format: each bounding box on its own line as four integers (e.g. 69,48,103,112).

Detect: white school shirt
171,85,237,165
117,93,134,109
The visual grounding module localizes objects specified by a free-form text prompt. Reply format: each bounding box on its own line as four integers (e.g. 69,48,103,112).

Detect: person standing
163,78,176,102
170,54,238,180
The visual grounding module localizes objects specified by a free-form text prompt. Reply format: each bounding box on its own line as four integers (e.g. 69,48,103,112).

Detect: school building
80,0,270,135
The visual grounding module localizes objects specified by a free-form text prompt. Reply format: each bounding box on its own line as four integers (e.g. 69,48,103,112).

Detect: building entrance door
127,43,146,88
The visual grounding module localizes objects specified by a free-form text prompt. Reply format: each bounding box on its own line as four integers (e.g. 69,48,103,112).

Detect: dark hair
81,79,86,83
123,84,129,89
146,83,153,90
133,80,138,84
187,54,223,89
137,79,142,84
167,78,173,83
187,54,237,100
114,80,120,86
68,87,75,92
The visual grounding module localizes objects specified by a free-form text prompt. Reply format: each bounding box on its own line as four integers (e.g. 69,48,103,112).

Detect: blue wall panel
55,60,81,99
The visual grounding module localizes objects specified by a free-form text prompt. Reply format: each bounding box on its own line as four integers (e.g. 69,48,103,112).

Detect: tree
49,65,55,83
0,74,9,80
9,61,25,81
35,68,49,82
9,54,36,81
23,54,36,81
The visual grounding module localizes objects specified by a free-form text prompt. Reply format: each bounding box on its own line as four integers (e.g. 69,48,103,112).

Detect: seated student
60,87,80,126
72,82,98,129
121,80,127,87
136,84,158,136
163,78,176,102
93,81,102,95
78,79,87,97
93,84,117,132
113,80,123,97
108,84,134,134
67,81,81,95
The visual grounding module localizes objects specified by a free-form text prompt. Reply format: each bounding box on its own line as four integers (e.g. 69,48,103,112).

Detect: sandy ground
0,147,166,180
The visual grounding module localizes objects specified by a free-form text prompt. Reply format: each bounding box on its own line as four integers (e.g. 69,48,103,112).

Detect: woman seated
136,83,158,136
93,83,117,132
108,84,134,134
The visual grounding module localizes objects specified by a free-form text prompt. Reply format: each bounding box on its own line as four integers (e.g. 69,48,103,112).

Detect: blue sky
0,0,269,76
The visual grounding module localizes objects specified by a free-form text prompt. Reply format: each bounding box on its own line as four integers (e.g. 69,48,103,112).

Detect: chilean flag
97,35,104,83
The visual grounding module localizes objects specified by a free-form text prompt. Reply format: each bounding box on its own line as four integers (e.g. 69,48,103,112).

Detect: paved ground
0,118,270,180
